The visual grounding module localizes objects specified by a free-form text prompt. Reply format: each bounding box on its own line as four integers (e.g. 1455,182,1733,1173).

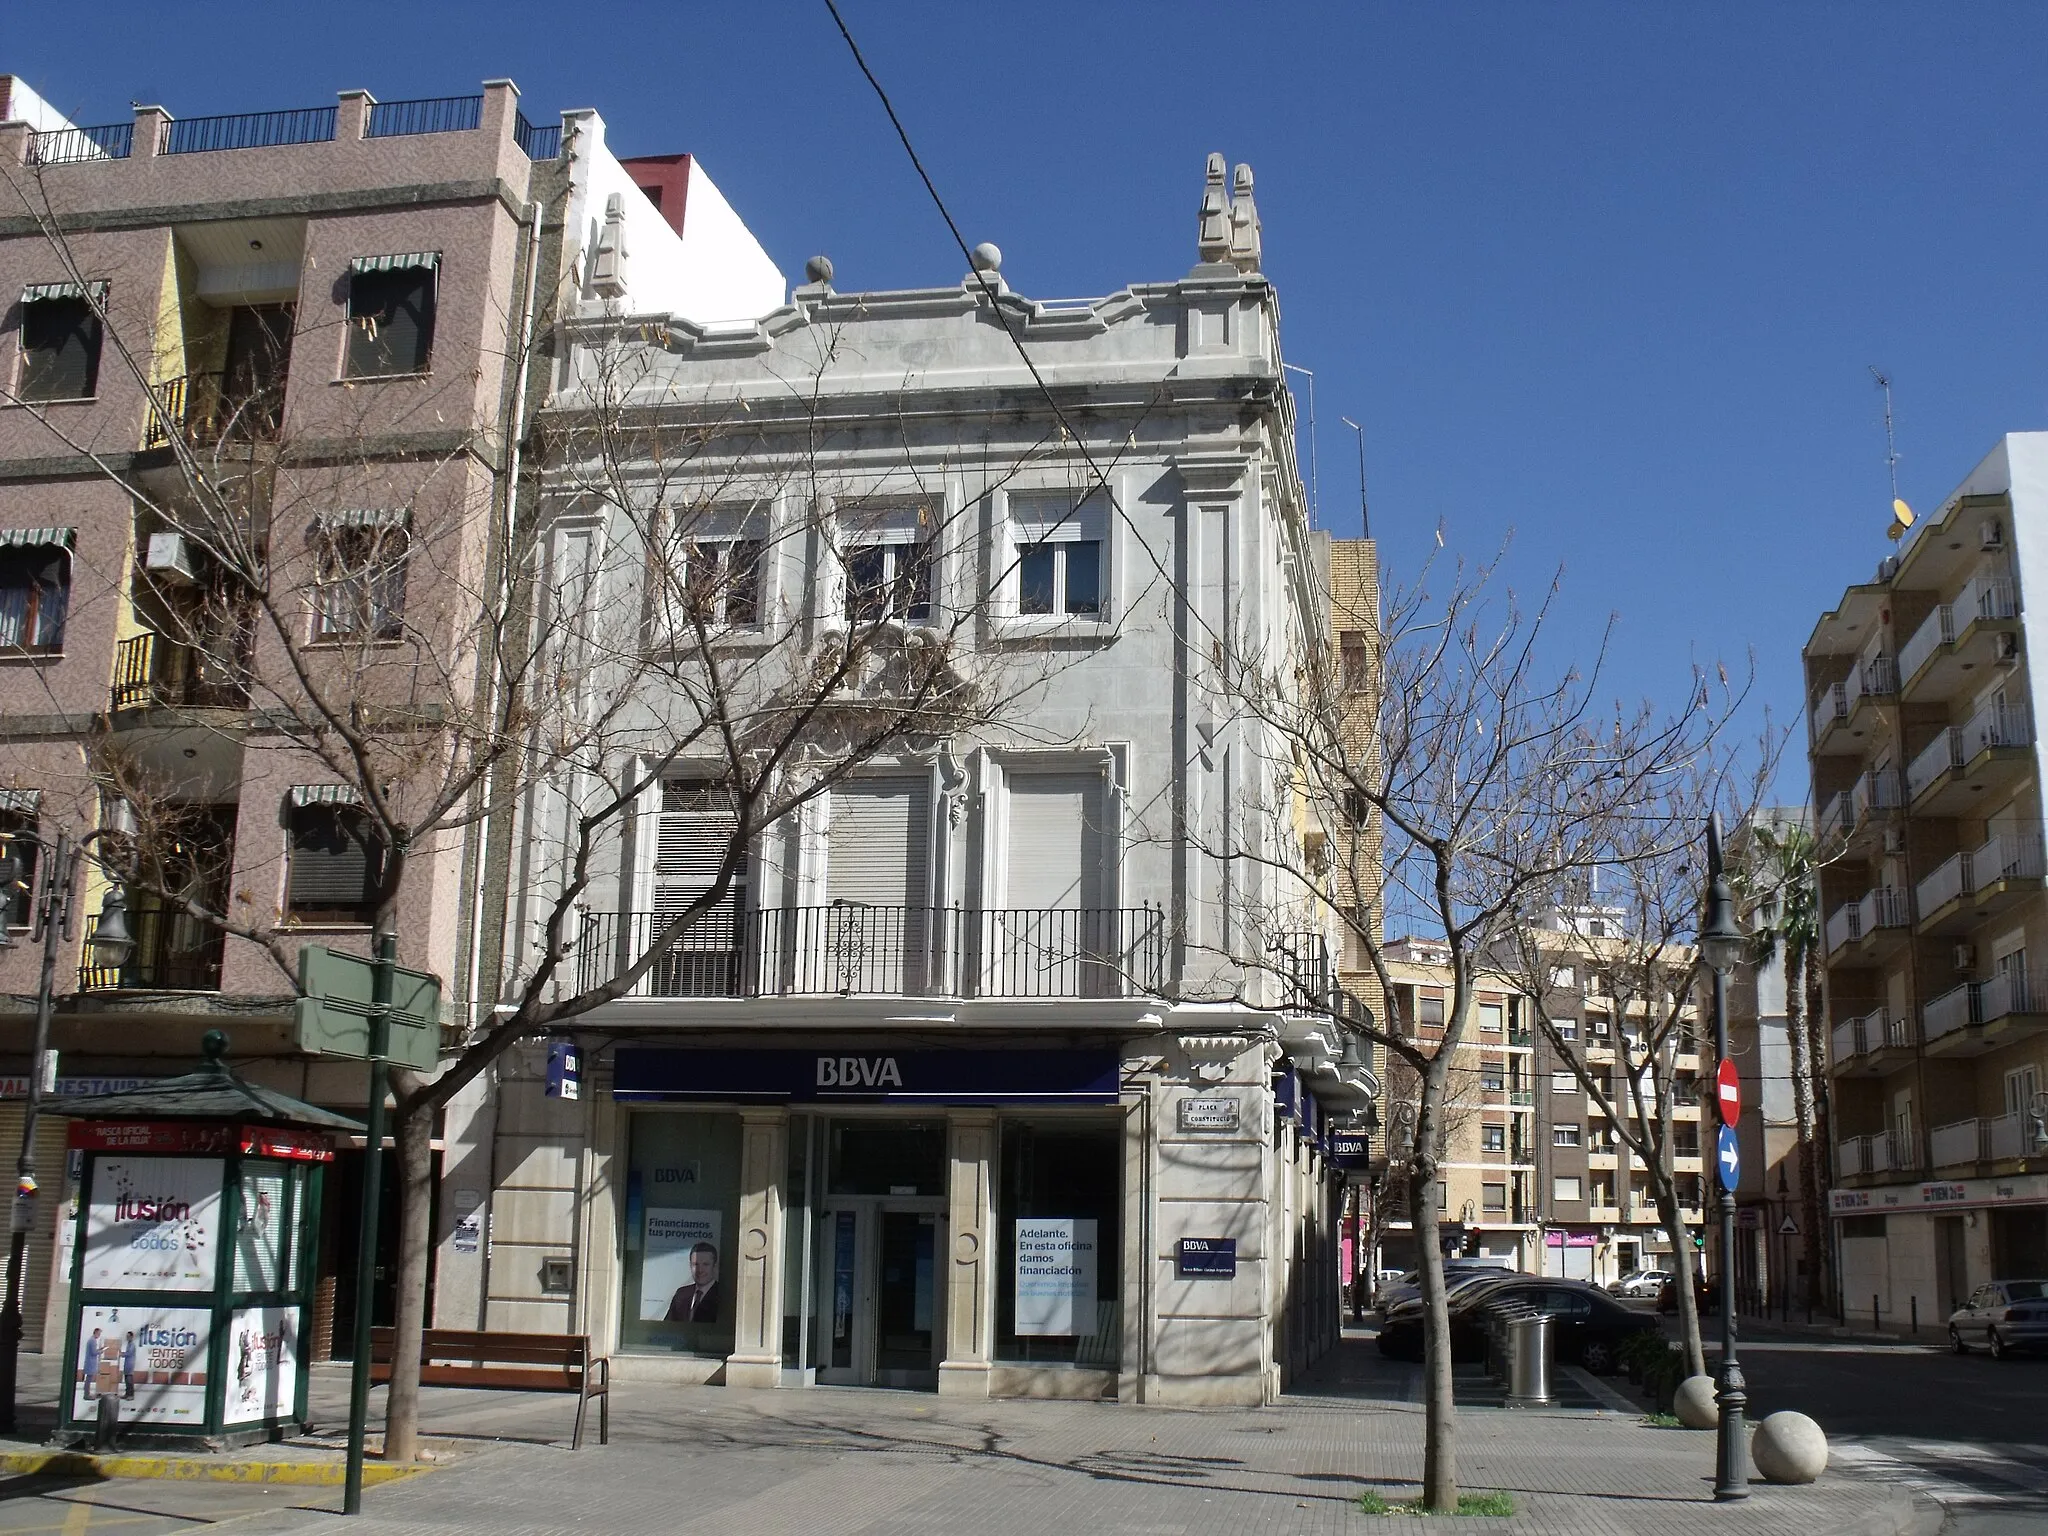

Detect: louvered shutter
20,298,101,401
346,266,436,376
287,806,382,920
652,781,744,995
998,773,1109,996
0,1108,70,1347
824,780,930,993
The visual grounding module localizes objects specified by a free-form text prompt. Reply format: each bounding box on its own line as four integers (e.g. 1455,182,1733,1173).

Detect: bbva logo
816,1055,904,1088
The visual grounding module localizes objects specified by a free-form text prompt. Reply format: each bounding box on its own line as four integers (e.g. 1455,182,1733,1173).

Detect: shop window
345,258,437,377
996,1121,1120,1366
286,800,386,924
18,289,103,401
0,539,70,652
827,1119,945,1197
619,1110,743,1358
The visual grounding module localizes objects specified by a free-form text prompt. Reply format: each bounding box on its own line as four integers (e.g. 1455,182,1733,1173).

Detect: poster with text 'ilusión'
223,1307,299,1424
72,1305,209,1425
82,1158,223,1292
640,1209,722,1323
1014,1218,1097,1336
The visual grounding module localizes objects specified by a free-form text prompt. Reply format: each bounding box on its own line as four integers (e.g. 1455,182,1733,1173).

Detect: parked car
1609,1268,1671,1299
1377,1261,1518,1313
1377,1278,1659,1373
1948,1280,2048,1359
1657,1274,1720,1314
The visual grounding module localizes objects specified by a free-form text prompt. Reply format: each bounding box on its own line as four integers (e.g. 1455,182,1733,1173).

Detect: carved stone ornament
1180,1034,1249,1083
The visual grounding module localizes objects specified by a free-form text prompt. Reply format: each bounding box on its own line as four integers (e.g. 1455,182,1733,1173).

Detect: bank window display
620,1112,742,1357
995,1121,1119,1366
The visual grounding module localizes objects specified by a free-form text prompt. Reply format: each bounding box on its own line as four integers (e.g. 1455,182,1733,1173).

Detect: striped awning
0,527,76,550
289,784,363,808
21,280,108,304
0,789,42,816
348,252,440,275
310,509,407,533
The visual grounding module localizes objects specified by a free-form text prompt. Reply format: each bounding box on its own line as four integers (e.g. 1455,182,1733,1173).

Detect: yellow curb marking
0,1453,425,1488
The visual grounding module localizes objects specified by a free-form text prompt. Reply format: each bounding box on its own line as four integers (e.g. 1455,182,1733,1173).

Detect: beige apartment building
0,72,780,1356
1808,433,2048,1325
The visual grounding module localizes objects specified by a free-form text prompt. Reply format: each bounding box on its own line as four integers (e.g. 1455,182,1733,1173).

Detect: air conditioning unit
1882,825,1906,855
1953,942,1977,972
1982,521,2006,551
144,531,200,585
1997,632,2021,667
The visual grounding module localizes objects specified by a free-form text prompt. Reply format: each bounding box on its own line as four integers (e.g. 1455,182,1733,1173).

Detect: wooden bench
369,1329,609,1449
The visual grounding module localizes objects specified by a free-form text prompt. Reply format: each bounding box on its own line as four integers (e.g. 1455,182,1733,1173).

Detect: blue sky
21,3,2048,779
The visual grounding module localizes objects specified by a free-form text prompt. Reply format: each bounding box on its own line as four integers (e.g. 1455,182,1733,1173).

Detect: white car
1609,1269,1671,1299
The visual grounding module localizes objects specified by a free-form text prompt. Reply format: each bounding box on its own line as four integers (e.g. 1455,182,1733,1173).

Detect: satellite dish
1887,498,1915,542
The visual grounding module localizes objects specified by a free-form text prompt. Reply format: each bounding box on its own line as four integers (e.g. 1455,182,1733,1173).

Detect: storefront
1832,1172,2048,1324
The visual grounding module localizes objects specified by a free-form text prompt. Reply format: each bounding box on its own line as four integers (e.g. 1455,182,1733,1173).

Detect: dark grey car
1947,1280,2048,1358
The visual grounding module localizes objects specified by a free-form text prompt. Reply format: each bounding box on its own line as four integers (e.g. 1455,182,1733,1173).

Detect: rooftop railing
365,95,482,138
29,122,134,165
514,112,562,161
161,106,338,155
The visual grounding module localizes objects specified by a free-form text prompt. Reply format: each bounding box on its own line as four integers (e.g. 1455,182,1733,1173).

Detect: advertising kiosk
53,1031,361,1448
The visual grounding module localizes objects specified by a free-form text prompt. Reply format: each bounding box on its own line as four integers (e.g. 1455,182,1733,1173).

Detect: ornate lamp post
0,831,135,1431
1697,814,1748,1500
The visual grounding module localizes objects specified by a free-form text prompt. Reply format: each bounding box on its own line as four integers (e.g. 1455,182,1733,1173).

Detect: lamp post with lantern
0,829,136,1432
1697,814,1749,1500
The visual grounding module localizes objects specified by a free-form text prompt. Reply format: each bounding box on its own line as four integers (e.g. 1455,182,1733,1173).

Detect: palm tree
1735,813,1828,1309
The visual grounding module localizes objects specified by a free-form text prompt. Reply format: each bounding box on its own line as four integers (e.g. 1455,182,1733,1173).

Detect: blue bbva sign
614,1047,1121,1106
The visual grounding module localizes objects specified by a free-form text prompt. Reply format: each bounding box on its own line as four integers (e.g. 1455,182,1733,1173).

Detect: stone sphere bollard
1752,1411,1829,1483
1673,1375,1719,1429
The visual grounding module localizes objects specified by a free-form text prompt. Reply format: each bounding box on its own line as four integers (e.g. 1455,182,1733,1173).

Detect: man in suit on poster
665,1241,722,1323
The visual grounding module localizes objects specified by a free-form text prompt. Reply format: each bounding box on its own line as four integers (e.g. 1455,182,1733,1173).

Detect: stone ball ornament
971,242,1002,273
1673,1374,1719,1429
804,254,834,285
1752,1410,1829,1484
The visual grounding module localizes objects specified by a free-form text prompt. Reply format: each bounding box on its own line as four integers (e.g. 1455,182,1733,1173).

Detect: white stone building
440,157,1377,1405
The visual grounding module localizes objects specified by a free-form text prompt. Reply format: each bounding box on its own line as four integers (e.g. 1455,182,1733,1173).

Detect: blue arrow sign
1716,1124,1741,1192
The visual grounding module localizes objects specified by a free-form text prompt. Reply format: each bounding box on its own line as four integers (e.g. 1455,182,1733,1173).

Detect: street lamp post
1697,814,1748,1501
0,830,135,1432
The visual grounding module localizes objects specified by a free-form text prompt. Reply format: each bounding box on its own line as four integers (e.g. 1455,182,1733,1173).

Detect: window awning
0,789,42,816
0,527,76,550
20,280,108,305
348,252,440,275
289,784,363,808
310,509,408,533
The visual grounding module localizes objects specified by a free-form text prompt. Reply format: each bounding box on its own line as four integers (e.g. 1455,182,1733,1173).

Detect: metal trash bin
1505,1312,1552,1407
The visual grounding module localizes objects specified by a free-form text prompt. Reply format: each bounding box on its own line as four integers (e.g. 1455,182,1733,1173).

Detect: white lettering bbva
816,1055,904,1088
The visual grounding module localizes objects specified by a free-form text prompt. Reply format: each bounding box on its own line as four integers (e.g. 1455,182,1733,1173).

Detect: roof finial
1228,163,1261,273
1198,152,1230,264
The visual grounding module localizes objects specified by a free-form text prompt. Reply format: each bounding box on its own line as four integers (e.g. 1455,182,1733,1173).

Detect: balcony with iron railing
1916,832,2047,929
1824,886,1912,959
574,904,1167,1002
1930,1114,2029,1170
1925,967,2047,1054
77,909,225,993
1847,652,1898,711
1907,701,2035,808
144,372,284,450
111,631,251,712
1901,568,2021,699
1836,1128,1919,1179
1809,679,1849,748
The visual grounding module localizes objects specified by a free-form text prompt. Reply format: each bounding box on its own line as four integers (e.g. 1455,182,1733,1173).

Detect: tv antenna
1871,366,1914,541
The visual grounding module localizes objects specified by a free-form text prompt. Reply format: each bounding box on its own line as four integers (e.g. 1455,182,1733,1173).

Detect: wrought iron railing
111,631,251,712
77,909,226,993
29,122,134,165
514,112,562,161
145,371,285,449
160,106,337,155
366,95,483,138
575,904,1166,1001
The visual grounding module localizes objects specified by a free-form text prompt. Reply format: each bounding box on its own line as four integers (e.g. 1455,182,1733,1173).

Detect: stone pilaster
725,1108,787,1389
938,1109,997,1396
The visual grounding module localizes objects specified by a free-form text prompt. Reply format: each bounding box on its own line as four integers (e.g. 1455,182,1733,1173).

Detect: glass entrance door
815,1200,942,1388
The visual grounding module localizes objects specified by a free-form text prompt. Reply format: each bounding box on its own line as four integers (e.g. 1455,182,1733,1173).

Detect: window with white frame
311,512,408,641
1553,1175,1583,1203
1551,1069,1575,1094
1007,493,1106,618
0,530,71,651
836,500,934,623
657,505,766,633
1549,965,1575,987
1553,1123,1582,1147
1555,1017,1578,1040
1481,1124,1506,1153
1479,1001,1503,1033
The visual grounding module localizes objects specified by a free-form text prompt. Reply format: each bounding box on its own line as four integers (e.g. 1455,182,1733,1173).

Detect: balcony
1900,568,2021,701
575,905,1167,1002
1916,832,2046,933
1809,679,1849,750
1830,1007,1915,1077
1836,1129,1920,1180
1924,968,2048,1057
145,372,284,450
1823,887,1912,962
1930,1114,2030,1170
77,908,225,993
1906,701,2035,814
111,631,251,712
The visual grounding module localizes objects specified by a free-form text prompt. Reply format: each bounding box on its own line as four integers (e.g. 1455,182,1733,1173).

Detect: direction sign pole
343,931,396,1515
1700,816,1748,1501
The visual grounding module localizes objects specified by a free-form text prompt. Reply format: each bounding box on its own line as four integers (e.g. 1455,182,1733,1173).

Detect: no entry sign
1716,1058,1741,1126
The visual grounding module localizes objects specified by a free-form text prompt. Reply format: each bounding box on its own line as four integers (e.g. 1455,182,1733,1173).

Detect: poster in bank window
71,1305,210,1425
639,1209,723,1324
82,1157,223,1291
222,1307,299,1424
1014,1218,1097,1336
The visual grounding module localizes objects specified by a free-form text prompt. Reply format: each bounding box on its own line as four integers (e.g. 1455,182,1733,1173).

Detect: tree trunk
381,1085,437,1463
1410,1075,1458,1513
1656,1187,1707,1378
1781,942,1823,1309
1800,949,1830,1309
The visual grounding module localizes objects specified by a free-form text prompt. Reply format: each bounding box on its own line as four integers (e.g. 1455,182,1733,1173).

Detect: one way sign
1716,1124,1741,1191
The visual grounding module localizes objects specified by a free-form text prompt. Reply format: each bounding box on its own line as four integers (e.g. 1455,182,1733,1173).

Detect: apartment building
455,156,1377,1405
1522,917,1707,1286
1808,433,2048,1324
1377,939,1537,1274
0,74,779,1355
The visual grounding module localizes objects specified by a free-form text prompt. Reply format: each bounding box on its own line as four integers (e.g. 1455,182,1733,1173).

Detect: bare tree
1185,545,1739,1511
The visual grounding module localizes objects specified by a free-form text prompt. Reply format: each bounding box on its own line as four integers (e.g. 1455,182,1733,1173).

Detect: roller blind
1006,773,1105,910
654,780,743,941
826,779,929,907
